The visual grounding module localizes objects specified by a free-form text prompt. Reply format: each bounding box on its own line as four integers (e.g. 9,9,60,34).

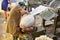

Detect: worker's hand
20,9,29,14
25,27,33,32
20,24,25,32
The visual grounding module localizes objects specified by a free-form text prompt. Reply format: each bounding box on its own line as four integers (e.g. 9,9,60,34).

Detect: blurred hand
20,23,25,32
20,9,29,14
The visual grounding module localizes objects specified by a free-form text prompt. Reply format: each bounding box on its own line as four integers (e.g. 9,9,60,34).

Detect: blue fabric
1,0,8,11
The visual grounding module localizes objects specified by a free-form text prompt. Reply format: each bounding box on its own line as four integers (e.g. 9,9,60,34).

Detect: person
7,4,28,40
1,0,11,21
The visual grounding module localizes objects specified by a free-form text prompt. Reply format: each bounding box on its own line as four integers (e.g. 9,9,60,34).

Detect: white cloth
20,15,34,27
35,35,53,40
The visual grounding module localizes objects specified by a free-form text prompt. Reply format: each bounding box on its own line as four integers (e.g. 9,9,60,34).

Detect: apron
2,0,8,11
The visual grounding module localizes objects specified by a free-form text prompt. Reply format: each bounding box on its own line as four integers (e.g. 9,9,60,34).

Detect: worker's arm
15,4,29,14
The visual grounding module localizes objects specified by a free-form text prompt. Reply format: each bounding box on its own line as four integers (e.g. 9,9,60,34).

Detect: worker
1,0,11,21
7,3,28,40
